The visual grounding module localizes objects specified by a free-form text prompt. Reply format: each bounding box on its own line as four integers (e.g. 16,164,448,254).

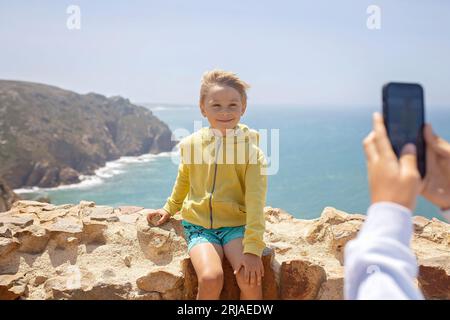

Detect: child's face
200,85,246,134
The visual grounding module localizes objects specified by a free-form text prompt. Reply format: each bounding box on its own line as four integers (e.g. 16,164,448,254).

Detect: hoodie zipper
209,136,222,229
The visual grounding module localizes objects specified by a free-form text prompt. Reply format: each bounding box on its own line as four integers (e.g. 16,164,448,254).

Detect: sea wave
149,106,195,111
13,150,177,194
14,174,105,193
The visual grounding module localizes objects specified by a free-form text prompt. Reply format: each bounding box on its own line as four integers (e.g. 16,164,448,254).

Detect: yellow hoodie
163,123,267,257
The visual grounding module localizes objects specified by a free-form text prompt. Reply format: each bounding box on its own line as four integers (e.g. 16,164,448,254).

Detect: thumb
423,124,435,145
400,143,418,177
146,210,161,225
234,263,243,275
157,213,168,225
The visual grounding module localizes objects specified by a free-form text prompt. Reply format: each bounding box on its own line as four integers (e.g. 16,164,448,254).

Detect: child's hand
145,208,171,226
233,253,264,287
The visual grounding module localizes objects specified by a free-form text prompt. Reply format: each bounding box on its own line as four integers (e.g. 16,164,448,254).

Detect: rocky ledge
0,80,176,190
0,200,448,300
0,178,20,213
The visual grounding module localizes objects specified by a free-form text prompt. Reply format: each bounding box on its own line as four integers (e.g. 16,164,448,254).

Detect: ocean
15,104,450,221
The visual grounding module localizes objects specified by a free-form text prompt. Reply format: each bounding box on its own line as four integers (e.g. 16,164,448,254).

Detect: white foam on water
13,186,42,194
149,106,169,111
13,151,177,194
149,106,195,111
14,174,105,194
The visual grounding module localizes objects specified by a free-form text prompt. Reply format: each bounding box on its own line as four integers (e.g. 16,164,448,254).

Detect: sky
1,0,449,107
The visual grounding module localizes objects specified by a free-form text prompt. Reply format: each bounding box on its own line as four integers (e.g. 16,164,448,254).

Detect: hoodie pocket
182,198,210,216
237,205,247,218
212,201,245,221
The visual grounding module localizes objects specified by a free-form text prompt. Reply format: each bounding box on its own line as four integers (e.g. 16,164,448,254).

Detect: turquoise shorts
181,220,245,252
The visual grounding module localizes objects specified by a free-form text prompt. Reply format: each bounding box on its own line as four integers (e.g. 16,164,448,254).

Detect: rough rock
0,273,28,299
0,178,20,212
0,238,19,257
0,80,177,189
418,257,450,299
0,200,448,300
136,267,184,299
279,260,327,300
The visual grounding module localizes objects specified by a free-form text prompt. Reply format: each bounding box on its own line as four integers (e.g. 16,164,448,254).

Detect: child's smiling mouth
216,118,234,123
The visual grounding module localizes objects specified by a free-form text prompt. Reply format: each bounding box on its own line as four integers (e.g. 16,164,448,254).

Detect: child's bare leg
189,242,224,300
223,238,263,300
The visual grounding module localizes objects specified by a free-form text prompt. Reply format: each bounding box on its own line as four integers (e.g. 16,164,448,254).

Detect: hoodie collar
201,123,249,141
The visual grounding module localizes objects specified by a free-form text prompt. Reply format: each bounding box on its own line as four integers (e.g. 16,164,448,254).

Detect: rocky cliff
0,201,448,300
0,178,20,213
0,80,176,189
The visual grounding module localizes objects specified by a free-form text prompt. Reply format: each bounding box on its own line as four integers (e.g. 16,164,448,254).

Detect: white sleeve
344,202,424,300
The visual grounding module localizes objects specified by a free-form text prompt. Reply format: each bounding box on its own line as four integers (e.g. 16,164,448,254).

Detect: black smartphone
382,82,426,178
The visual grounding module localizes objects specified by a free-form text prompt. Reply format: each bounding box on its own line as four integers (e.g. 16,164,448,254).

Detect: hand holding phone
363,113,422,211
382,82,426,177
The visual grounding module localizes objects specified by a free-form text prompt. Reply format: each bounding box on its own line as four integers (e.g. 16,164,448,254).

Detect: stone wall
0,200,448,300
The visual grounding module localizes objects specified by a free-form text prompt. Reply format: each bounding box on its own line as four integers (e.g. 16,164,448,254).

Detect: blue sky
1,0,449,106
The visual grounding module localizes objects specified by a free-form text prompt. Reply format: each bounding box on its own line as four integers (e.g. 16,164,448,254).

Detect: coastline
14,150,178,197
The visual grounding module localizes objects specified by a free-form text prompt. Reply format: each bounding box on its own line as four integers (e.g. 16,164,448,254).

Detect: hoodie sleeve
163,141,190,216
243,147,268,257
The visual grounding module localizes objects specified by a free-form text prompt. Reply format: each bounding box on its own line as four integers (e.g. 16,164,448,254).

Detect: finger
373,113,395,158
257,270,262,286
400,143,419,179
424,125,436,176
244,267,250,284
146,211,156,222
435,137,450,157
422,144,438,197
424,125,436,174
363,131,379,163
157,214,168,225
233,263,243,275
250,271,256,286
423,124,436,145
425,124,450,157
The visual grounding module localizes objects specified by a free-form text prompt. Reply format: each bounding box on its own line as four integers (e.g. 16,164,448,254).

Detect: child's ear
199,104,207,117
241,103,247,116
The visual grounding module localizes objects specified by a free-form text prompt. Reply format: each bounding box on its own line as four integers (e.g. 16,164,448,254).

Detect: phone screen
382,82,426,177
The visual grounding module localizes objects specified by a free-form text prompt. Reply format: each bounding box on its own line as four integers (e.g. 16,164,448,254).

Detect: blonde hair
200,69,250,106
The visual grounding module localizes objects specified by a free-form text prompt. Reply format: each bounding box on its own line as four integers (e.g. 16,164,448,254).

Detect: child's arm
163,161,190,216
147,140,190,226
159,139,190,216
242,149,268,257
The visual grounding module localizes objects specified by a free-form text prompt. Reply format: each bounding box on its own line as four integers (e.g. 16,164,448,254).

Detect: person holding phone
344,112,450,300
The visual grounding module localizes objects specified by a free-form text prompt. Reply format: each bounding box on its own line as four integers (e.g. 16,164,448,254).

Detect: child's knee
198,270,224,291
